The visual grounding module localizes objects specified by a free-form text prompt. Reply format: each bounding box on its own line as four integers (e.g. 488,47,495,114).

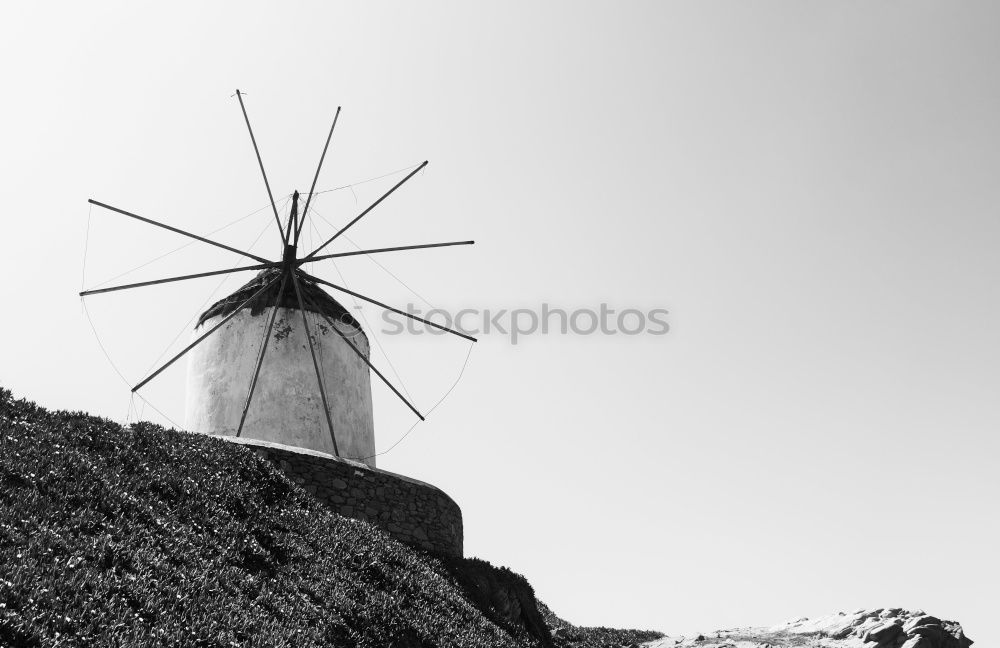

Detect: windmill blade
300,240,475,264
290,272,340,456
79,263,277,297
299,270,477,343
295,106,341,247
236,270,289,437
302,161,428,261
298,279,424,421
88,199,272,264
235,89,286,246
132,274,280,393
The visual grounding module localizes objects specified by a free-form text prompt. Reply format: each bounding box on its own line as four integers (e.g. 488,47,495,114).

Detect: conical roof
197,268,364,339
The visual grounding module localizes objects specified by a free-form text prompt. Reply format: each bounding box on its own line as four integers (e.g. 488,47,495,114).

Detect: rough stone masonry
230,437,464,557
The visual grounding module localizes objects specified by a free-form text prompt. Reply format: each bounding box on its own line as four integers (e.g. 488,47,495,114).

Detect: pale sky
2,1,998,643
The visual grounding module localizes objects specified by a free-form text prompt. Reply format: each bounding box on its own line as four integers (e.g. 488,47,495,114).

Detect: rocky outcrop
772,608,973,648
642,608,972,648
441,557,555,647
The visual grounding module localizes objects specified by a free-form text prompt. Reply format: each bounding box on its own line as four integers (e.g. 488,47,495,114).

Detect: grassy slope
0,388,549,647
538,602,663,648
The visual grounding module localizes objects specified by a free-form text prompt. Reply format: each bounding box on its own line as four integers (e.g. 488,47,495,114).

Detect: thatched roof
197,268,364,339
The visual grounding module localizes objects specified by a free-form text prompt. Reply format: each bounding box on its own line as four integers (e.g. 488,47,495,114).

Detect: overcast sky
2,1,998,643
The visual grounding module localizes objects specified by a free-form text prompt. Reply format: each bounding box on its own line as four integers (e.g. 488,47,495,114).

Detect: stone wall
229,437,463,557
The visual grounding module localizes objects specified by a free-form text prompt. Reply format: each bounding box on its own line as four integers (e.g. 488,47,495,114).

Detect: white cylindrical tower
184,268,376,466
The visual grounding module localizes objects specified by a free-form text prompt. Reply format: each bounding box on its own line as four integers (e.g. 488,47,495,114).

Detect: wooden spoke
235,89,285,245
299,240,474,264
88,199,271,264
303,161,428,261
299,270,477,343
236,271,289,437
79,263,276,297
132,274,280,393
295,106,341,246
291,272,340,456
299,281,424,421
285,191,299,245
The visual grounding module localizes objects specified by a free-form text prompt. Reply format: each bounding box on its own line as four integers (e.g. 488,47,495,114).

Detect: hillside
0,388,662,647
0,388,975,648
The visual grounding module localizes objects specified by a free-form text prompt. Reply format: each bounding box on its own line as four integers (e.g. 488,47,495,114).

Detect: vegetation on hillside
0,388,662,647
0,388,550,647
538,602,664,648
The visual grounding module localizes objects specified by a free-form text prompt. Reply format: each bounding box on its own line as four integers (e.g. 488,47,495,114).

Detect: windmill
81,90,476,467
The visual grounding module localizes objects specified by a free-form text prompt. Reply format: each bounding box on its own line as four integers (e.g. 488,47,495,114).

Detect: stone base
228,437,463,557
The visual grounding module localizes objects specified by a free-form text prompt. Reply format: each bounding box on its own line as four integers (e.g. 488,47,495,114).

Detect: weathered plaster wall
230,437,464,557
184,307,376,467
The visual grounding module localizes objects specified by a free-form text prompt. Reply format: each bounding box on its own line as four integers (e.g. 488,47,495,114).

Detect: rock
650,608,971,648
941,621,973,648
900,638,932,648
904,616,942,634
909,624,962,648
830,626,856,640
863,619,903,645
855,618,888,641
